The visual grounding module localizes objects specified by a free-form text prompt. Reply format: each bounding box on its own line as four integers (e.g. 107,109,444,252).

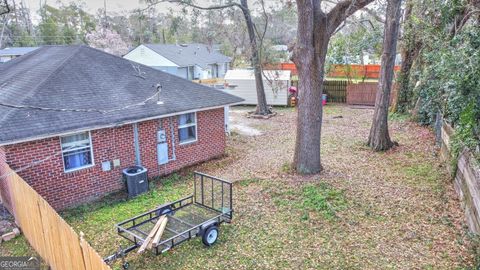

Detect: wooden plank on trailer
151,216,169,247
138,215,165,253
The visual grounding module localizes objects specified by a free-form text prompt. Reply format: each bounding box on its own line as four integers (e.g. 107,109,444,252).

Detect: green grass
301,183,348,219
280,162,293,173
0,236,36,257
269,181,348,220
63,173,190,225
389,112,410,122
239,177,261,187
403,163,446,194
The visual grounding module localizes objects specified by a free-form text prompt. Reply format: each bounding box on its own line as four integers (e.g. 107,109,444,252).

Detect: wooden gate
323,80,348,103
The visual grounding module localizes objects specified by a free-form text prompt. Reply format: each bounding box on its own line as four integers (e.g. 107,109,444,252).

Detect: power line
0,86,161,114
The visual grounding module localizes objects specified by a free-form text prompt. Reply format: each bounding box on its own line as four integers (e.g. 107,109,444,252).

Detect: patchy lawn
2,104,478,269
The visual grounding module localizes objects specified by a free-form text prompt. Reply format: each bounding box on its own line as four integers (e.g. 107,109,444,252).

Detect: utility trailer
105,172,233,268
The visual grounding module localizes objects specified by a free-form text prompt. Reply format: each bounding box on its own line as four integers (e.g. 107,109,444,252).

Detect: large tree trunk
292,0,374,174
391,0,421,113
292,0,329,174
395,41,421,112
240,0,270,115
368,0,402,151
293,43,328,174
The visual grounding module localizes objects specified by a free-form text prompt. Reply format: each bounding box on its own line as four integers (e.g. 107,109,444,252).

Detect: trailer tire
202,226,219,246
156,206,172,217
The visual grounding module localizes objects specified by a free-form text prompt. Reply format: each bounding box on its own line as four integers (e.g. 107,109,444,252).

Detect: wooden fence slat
4,167,111,270
81,235,111,270
346,82,395,106
323,80,348,103
38,199,58,268
290,80,348,103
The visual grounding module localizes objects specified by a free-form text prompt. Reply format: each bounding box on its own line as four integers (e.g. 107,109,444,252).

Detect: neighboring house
0,45,242,210
0,46,39,63
224,70,291,106
123,43,231,80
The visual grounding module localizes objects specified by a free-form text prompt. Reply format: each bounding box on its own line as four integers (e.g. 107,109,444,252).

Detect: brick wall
3,108,225,210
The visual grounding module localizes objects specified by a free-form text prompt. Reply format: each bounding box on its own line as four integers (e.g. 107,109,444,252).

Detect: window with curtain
178,112,197,144
61,132,94,171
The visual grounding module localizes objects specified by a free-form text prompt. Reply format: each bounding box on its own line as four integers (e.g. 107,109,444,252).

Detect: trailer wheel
156,206,172,217
202,226,219,246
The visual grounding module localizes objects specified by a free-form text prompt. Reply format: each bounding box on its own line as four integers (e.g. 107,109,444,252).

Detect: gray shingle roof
144,43,231,68
0,47,39,56
0,45,243,145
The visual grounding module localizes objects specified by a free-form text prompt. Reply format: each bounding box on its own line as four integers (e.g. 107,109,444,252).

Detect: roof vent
156,83,164,105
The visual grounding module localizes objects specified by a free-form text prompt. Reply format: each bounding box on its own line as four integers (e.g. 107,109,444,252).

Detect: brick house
0,45,242,210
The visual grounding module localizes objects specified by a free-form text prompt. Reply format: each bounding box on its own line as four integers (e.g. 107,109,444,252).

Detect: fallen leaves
3,105,477,269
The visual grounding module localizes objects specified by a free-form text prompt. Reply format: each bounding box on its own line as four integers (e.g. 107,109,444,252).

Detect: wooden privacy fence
1,166,111,270
323,80,348,103
346,82,378,106
290,80,348,103
346,82,396,106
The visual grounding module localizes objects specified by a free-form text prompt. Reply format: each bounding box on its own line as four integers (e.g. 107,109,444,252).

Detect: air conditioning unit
123,166,148,198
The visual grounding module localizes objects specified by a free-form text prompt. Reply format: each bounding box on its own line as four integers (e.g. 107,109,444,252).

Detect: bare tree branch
452,9,480,36
143,0,271,115
0,0,11,16
363,7,385,23
141,0,245,13
327,0,375,34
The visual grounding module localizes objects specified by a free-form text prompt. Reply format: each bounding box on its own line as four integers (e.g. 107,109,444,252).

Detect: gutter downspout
133,123,141,165
169,116,177,161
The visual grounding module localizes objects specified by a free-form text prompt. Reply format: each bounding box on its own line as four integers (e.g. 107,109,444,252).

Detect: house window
178,113,197,144
61,132,94,172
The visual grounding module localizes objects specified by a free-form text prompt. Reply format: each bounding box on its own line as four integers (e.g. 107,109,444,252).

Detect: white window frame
178,112,198,145
60,131,95,172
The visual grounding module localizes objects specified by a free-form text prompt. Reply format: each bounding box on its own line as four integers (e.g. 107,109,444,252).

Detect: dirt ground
2,104,477,269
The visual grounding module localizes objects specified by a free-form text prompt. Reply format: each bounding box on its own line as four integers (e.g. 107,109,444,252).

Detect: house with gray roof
123,43,231,80
0,46,39,63
0,45,242,210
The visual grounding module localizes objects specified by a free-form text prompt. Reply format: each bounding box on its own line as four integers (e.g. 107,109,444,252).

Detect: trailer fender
155,205,173,217
197,220,219,236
